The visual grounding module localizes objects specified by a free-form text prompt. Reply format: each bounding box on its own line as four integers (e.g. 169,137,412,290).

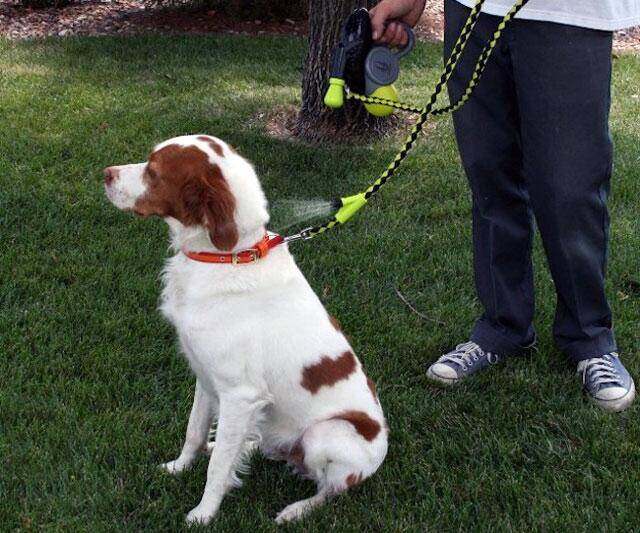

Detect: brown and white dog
104,135,387,525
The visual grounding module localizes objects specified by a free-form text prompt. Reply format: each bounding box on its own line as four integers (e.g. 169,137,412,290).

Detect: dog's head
104,135,269,250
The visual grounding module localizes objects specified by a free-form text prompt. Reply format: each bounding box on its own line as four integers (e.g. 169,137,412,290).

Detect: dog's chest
159,271,186,328
159,266,215,331
159,266,239,357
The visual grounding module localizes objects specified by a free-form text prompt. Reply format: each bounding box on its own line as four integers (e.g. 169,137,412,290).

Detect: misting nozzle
334,193,368,224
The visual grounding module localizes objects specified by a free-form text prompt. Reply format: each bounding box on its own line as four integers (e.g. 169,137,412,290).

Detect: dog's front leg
161,379,217,474
185,391,262,526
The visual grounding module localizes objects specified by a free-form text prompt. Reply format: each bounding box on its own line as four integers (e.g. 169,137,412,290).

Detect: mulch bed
0,0,306,39
1,0,638,51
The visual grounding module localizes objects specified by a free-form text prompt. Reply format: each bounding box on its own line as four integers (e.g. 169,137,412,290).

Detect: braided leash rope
293,0,530,241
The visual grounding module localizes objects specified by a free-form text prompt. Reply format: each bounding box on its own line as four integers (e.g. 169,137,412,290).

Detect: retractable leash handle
324,10,415,118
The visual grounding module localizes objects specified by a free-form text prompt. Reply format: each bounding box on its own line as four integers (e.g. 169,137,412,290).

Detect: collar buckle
232,249,258,264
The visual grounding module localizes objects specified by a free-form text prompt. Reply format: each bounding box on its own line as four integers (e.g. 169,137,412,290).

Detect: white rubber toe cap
589,380,636,413
427,363,459,384
594,386,629,402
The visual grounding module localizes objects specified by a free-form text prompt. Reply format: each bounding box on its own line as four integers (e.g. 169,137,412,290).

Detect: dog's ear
202,169,239,251
181,165,239,251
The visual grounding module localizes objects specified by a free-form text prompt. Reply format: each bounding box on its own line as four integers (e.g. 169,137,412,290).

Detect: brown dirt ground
0,0,306,39
1,0,638,52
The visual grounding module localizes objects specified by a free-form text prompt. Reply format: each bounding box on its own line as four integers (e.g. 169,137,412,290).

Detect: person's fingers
400,24,410,46
370,3,393,41
392,23,409,47
384,22,407,47
379,23,398,45
387,22,400,46
370,1,413,44
388,22,401,46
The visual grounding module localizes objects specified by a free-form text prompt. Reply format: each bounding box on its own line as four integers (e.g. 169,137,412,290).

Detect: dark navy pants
444,0,616,362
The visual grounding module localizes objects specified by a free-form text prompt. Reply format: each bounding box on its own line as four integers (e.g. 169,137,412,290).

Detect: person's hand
370,0,426,47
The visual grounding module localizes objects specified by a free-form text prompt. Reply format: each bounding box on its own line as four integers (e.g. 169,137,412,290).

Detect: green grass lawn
1,33,640,531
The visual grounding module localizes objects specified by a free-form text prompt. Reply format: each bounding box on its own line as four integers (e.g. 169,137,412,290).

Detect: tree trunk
293,0,392,143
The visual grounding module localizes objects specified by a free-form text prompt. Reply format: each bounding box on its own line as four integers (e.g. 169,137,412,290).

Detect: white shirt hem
454,1,640,31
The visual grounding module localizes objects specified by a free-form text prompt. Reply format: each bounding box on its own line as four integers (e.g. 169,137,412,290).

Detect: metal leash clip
284,227,315,243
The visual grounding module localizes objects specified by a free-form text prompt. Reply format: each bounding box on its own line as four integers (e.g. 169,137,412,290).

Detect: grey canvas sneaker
577,352,636,412
427,341,502,384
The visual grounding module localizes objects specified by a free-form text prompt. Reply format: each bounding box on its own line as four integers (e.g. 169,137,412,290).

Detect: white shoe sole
588,380,636,413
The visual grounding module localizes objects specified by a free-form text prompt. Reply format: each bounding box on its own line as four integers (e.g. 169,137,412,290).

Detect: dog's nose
104,166,118,186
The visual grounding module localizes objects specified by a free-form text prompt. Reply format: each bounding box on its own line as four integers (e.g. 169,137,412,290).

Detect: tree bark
293,0,391,143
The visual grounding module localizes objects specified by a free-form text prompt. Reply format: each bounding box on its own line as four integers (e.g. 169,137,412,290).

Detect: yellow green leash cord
285,0,531,244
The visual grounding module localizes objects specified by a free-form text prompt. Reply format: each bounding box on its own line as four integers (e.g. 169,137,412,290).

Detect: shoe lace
439,341,490,370
581,352,622,389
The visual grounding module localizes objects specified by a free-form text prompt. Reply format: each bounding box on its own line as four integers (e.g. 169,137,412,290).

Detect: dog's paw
275,502,306,525
185,504,216,526
159,457,193,475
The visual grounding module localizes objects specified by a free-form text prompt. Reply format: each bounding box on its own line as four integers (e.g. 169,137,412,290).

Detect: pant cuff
471,319,536,357
557,334,617,363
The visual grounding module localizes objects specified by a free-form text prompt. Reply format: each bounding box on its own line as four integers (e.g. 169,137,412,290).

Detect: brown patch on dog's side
331,410,381,441
135,144,238,250
301,351,357,394
197,135,225,157
345,472,364,488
